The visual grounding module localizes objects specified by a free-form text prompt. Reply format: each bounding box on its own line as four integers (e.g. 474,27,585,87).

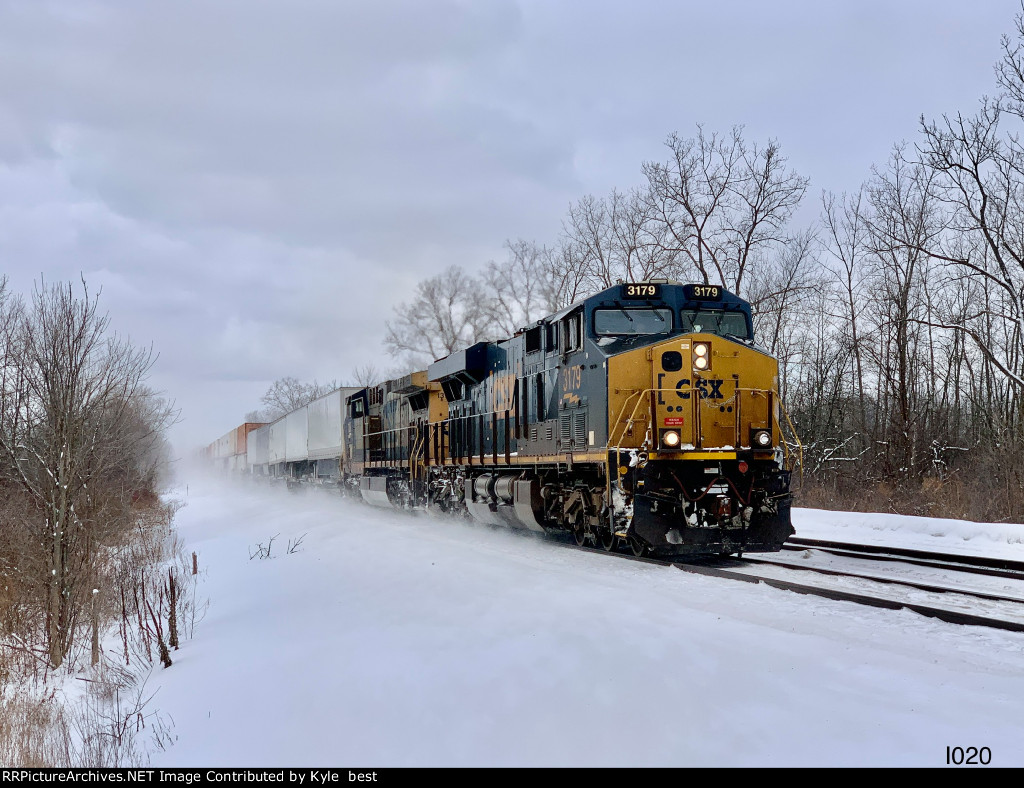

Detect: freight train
205,281,798,557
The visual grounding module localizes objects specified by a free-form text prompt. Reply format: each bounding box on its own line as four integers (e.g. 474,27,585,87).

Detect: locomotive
209,281,797,557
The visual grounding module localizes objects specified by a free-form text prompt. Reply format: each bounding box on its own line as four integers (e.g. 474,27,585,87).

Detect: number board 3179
622,283,661,299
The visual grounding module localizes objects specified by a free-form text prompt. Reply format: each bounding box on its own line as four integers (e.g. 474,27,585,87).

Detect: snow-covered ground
148,476,1024,767
794,507,1024,560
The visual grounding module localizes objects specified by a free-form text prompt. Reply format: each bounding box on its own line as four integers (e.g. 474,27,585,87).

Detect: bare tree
266,377,337,415
562,188,682,292
608,188,682,283
383,265,498,367
863,150,943,477
0,280,172,669
996,6,1024,120
563,194,615,289
821,189,872,437
889,7,1024,421
913,102,1024,409
246,376,339,422
481,240,562,337
745,227,822,360
347,363,381,388
642,126,809,296
542,238,592,310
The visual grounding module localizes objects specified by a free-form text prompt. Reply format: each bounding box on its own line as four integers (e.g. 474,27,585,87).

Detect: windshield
680,309,751,339
594,308,674,336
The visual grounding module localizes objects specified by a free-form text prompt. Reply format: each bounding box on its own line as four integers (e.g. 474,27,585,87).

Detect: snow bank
794,507,1024,560
148,478,1024,767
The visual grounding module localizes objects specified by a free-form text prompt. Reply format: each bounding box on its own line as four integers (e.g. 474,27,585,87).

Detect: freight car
213,281,797,557
203,422,265,473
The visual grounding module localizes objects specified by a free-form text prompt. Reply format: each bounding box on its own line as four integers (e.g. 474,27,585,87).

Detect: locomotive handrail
607,389,648,452
419,409,515,468
363,423,417,468
609,385,782,458
409,428,425,484
778,398,804,482
730,386,773,455
611,388,687,456
609,388,691,457
366,391,789,463
366,394,799,475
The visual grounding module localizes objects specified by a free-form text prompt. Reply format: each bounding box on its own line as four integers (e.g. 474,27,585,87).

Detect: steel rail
739,554,1024,605
673,561,1024,634
565,541,1024,634
785,537,1024,579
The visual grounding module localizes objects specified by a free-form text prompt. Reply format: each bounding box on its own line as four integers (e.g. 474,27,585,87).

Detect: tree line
0,278,178,677
382,9,1024,523
243,363,382,424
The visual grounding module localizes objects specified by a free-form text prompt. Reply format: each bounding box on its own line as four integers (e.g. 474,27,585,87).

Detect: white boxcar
307,387,361,461
214,431,234,460
268,417,288,466
247,424,270,471
285,407,309,463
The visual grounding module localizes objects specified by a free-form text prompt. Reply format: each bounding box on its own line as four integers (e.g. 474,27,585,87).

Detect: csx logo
693,379,724,400
658,374,725,401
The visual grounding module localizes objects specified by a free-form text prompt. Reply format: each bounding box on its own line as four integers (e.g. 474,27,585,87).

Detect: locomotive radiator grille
560,411,588,449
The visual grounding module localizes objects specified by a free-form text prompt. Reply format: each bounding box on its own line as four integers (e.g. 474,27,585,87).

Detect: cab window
680,309,750,339
562,313,582,352
546,322,558,353
525,326,542,354
594,308,673,336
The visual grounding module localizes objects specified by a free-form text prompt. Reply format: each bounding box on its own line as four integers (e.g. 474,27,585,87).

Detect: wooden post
91,588,100,666
168,568,179,649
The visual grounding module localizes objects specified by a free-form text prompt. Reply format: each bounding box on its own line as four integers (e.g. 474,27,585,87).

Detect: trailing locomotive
209,281,797,557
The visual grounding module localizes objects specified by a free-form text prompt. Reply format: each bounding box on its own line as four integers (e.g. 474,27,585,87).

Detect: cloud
0,0,1020,452
0,0,573,254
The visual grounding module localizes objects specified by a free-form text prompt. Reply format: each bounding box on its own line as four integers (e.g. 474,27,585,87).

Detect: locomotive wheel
573,522,587,546
599,528,617,552
629,536,647,557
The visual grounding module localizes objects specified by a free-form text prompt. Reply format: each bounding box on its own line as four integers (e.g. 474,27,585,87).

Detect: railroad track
313,485,1024,633
567,539,1024,634
742,554,1024,605
784,536,1024,579
675,558,1024,634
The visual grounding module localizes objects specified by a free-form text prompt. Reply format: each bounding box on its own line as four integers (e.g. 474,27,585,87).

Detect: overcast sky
1,0,1020,454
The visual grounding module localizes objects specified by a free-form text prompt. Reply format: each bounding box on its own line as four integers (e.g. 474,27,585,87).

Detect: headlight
661,430,681,448
751,429,772,447
692,342,711,370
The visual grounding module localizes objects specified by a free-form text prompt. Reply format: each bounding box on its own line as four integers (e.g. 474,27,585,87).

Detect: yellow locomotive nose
638,333,778,455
